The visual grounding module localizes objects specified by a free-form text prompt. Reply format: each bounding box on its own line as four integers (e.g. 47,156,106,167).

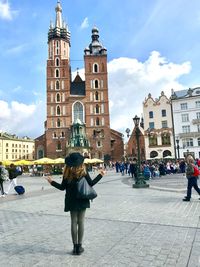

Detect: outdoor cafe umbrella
14,159,33,166
2,160,13,166
90,158,104,164
53,158,65,164
33,157,55,165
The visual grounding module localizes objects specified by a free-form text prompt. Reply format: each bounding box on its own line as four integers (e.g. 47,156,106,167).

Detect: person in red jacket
183,155,200,201
45,152,105,255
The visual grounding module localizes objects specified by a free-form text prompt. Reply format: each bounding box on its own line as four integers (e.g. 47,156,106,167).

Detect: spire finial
77,67,79,75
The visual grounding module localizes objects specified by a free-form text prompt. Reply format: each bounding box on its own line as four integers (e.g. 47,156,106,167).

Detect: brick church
35,1,124,161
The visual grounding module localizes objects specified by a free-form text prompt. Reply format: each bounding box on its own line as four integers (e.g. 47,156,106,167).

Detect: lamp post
176,138,180,160
132,115,149,188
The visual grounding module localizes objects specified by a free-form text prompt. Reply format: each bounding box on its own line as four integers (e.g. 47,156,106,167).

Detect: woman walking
183,155,200,201
45,152,105,255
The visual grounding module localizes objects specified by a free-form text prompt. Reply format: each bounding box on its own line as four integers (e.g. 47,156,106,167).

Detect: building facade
143,92,175,159
171,87,200,159
35,1,123,161
0,132,35,161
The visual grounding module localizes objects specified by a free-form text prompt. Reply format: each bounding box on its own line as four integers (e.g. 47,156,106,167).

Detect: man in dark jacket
4,164,18,195
129,159,138,179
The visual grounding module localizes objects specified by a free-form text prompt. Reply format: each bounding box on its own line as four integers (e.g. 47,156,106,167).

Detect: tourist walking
45,152,105,255
183,155,200,201
5,163,18,195
0,161,6,197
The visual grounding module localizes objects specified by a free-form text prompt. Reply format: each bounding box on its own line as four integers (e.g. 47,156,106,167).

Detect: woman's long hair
63,164,86,180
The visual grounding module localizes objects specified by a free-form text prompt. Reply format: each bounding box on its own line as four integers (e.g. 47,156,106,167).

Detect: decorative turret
48,0,70,44
84,27,107,55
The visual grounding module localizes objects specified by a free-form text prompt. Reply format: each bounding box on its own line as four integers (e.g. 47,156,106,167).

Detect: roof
171,87,200,100
70,74,85,95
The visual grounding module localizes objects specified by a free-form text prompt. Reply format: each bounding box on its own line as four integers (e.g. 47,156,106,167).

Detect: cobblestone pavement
0,171,200,267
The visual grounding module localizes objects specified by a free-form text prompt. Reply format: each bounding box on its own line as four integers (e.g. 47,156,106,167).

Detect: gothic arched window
57,118,61,127
57,106,61,115
56,80,60,90
93,63,99,73
95,91,99,101
56,58,60,67
73,102,84,123
56,93,60,102
95,104,100,114
55,69,59,78
94,80,99,89
96,117,100,126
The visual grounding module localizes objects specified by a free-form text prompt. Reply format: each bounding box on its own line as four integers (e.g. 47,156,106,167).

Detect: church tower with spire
84,27,111,158
45,0,71,158
35,1,123,160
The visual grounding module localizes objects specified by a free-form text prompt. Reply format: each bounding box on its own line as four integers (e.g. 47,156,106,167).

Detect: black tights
70,210,86,244
0,181,4,195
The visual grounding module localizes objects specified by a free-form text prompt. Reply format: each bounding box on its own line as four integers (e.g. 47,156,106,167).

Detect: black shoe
76,244,84,255
72,244,77,255
182,198,190,201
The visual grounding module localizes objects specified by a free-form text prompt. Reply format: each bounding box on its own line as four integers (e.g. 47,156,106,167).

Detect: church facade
35,1,123,161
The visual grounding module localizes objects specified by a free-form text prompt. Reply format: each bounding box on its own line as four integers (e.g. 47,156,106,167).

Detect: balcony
192,119,200,124
179,132,200,138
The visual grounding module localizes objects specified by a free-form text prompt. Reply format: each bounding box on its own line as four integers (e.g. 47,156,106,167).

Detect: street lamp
176,138,180,160
132,115,149,188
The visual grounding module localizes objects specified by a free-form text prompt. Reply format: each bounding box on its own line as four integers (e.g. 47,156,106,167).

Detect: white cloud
0,51,191,139
0,1,18,20
107,51,191,134
5,44,26,55
80,17,89,29
0,100,45,138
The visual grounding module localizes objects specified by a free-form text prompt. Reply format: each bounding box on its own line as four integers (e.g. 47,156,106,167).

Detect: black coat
51,172,103,212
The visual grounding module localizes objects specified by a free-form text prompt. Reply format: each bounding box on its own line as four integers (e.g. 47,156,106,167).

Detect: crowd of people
114,158,192,179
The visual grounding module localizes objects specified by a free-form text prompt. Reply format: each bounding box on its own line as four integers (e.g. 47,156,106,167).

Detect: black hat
65,152,84,167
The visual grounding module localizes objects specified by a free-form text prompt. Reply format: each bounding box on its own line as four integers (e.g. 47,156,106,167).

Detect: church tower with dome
35,1,123,161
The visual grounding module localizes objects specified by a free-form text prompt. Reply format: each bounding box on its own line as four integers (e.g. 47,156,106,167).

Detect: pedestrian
0,161,7,197
183,155,200,202
4,163,18,195
45,152,105,255
129,159,137,179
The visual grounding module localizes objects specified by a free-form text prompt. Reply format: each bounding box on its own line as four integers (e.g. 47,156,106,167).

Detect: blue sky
0,0,200,138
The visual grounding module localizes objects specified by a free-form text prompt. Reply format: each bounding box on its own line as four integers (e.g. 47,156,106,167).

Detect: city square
0,171,200,267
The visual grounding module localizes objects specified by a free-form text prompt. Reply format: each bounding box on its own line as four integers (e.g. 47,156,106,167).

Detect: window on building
196,112,200,119
149,122,154,129
73,102,84,123
197,125,200,132
56,58,60,67
162,121,168,128
55,69,59,78
94,80,99,89
182,114,189,122
97,141,101,147
95,104,100,114
57,119,61,127
198,138,200,146
6,143,8,147
196,101,200,108
149,111,153,118
53,132,56,138
95,91,99,101
161,133,171,145
56,93,60,102
183,138,193,147
57,106,61,115
56,80,60,90
181,103,188,110
162,109,166,117
182,125,190,133
149,135,157,146
101,63,104,72
57,141,62,150
96,117,100,126
93,63,99,73
61,132,65,138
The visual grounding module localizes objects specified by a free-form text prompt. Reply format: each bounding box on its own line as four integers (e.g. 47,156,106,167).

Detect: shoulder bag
76,177,97,200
